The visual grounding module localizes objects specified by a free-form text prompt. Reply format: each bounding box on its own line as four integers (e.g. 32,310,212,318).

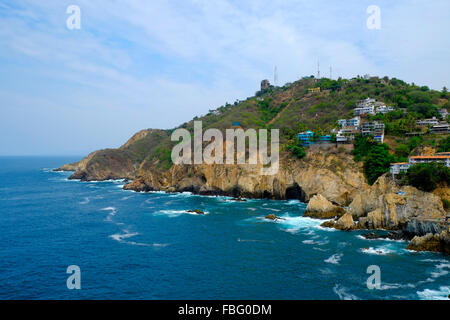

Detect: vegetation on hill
353,135,395,184
402,163,450,192
78,75,449,187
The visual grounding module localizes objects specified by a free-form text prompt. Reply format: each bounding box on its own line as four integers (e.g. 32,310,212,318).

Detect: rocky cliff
123,148,367,205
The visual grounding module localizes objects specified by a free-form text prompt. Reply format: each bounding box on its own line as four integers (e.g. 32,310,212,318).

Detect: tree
363,144,394,185
395,144,410,158
438,136,450,152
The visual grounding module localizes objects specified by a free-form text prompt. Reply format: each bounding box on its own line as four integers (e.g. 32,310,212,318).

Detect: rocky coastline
57,144,450,255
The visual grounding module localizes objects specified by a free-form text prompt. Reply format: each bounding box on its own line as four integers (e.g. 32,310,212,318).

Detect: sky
0,0,449,156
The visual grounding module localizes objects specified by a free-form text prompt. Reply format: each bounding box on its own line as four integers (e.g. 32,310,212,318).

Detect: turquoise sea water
0,156,449,300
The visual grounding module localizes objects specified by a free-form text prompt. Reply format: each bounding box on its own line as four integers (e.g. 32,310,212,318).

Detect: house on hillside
416,117,439,127
409,155,450,167
375,105,394,114
430,123,450,134
297,131,314,147
338,116,360,128
390,162,411,175
439,108,448,119
308,87,321,94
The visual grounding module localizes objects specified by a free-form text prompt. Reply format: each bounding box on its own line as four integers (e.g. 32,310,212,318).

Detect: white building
354,105,375,116
416,117,439,126
374,134,384,143
430,123,450,134
338,116,360,127
375,105,394,114
336,127,359,143
439,109,448,119
390,163,411,175
409,155,450,167
361,121,385,135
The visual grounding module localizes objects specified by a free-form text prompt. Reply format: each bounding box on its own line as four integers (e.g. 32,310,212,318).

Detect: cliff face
123,149,367,205
350,175,447,230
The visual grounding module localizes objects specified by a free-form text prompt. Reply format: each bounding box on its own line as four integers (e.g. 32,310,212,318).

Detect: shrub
287,145,306,159
442,199,450,209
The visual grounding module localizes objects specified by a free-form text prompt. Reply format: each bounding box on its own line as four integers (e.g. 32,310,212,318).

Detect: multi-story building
416,117,439,126
361,121,385,135
354,105,375,116
297,131,314,146
336,126,359,143
430,123,450,134
390,162,411,175
390,154,450,176
338,116,360,128
409,155,450,167
360,121,385,143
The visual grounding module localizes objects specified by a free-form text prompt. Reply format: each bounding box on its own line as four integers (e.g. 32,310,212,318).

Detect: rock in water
320,220,336,228
334,212,355,231
187,209,205,215
406,226,450,254
303,194,345,219
406,233,442,252
265,214,283,221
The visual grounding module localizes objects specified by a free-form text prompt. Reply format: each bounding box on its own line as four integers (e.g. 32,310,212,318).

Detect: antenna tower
274,65,278,86
317,61,320,79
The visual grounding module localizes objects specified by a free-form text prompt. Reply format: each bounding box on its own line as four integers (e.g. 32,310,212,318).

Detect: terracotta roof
391,162,409,165
410,156,450,159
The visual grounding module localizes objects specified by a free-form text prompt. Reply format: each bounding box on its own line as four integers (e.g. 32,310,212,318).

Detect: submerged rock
265,214,284,221
187,209,205,215
231,197,247,202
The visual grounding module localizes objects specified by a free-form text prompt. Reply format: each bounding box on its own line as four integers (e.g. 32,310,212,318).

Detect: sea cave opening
285,183,306,202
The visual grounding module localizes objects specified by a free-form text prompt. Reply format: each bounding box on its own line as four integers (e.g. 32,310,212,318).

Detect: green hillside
81,75,450,183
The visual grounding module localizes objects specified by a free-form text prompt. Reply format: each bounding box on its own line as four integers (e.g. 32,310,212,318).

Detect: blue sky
0,0,449,155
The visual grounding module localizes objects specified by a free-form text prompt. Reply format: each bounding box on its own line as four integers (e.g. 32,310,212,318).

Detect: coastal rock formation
117,150,367,204
406,227,450,254
350,175,447,230
303,194,345,219
334,212,355,231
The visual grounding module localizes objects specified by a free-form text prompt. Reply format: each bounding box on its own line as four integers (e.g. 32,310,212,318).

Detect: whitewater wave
360,247,393,255
417,286,450,300
429,263,450,279
109,230,165,247
356,235,407,243
325,253,343,264
333,284,359,300
274,214,322,234
303,239,329,246
155,209,209,217
79,197,90,204
101,207,117,222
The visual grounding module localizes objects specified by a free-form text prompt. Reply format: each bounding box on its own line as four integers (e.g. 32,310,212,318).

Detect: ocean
0,156,449,300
